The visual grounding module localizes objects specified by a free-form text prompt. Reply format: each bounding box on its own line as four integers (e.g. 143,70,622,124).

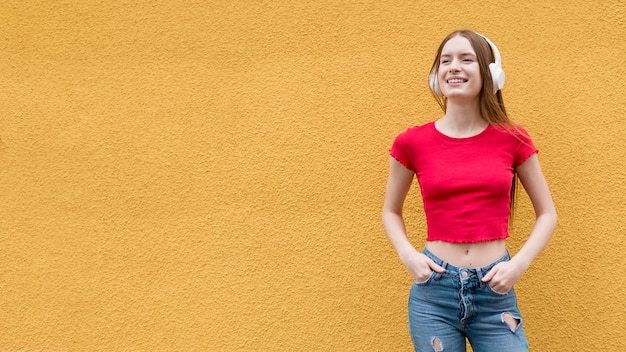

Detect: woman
382,30,557,351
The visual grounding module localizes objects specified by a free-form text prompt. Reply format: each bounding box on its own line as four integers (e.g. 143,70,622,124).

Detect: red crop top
390,122,538,243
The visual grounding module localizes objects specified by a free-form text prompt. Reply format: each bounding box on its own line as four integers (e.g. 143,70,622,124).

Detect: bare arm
382,157,444,282
482,153,558,290
511,153,558,268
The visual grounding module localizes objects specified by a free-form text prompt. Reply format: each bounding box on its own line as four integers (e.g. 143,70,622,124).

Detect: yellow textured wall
1,1,624,351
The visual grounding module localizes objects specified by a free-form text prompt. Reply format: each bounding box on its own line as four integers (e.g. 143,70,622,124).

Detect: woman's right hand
401,249,445,283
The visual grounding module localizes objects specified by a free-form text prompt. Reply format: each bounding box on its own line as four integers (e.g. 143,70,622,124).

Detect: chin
444,93,479,103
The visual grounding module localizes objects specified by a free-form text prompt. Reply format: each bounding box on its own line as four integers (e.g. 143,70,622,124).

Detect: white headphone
429,33,505,96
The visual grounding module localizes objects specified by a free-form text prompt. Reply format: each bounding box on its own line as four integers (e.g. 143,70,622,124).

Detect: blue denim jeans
408,247,529,352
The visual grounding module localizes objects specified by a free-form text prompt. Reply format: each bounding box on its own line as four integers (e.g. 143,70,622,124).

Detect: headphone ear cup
489,61,505,93
477,33,505,94
429,72,443,97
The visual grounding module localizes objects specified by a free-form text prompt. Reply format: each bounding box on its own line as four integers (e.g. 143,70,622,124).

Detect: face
437,35,482,100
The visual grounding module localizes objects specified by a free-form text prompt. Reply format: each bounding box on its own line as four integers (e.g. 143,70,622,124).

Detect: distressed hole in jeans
502,312,521,332
431,336,443,351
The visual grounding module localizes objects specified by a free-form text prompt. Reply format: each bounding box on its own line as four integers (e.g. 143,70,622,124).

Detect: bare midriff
426,240,507,268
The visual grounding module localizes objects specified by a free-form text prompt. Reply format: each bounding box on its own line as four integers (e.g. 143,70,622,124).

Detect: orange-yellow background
1,1,624,351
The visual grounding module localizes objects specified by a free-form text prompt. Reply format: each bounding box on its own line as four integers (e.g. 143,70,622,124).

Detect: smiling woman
382,30,557,352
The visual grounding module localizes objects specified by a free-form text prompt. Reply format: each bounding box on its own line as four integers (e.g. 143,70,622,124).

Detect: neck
437,101,487,138
444,98,481,121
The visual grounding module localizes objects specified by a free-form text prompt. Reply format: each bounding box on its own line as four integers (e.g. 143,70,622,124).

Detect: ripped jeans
408,247,529,352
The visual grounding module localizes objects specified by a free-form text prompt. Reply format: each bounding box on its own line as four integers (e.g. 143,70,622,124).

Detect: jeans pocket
413,271,436,285
487,283,511,295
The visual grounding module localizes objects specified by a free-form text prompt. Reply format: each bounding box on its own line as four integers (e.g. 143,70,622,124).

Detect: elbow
548,204,559,226
382,207,402,224
381,208,391,224
543,207,558,233
533,203,557,236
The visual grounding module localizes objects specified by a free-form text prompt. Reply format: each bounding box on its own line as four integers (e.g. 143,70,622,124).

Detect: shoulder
489,123,534,143
489,123,538,166
394,122,434,141
391,122,436,152
389,122,435,171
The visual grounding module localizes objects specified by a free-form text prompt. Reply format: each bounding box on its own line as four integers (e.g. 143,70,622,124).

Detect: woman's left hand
481,260,525,294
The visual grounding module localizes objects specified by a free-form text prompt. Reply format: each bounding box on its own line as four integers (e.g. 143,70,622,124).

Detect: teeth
447,79,466,83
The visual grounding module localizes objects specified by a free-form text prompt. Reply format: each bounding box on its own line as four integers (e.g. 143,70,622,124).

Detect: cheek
474,68,484,85
438,67,447,82
471,70,483,88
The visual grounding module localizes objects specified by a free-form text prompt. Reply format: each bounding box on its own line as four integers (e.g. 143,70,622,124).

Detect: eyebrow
440,52,476,58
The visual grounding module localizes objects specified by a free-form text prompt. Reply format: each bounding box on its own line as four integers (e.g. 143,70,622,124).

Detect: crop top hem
427,233,510,244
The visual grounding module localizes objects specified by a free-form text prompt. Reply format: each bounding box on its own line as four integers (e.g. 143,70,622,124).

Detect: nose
448,58,461,71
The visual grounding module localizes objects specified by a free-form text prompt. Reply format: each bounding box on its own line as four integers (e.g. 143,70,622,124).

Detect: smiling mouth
447,79,468,83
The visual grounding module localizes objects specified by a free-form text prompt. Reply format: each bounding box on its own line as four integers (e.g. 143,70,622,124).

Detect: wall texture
0,1,624,351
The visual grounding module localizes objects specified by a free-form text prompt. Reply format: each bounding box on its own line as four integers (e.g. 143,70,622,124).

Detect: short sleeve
389,129,415,171
513,126,538,167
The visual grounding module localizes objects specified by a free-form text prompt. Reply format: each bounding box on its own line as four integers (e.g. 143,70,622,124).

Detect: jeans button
461,271,469,278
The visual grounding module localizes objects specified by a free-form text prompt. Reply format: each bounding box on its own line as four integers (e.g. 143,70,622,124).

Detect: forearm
382,210,419,261
513,153,558,272
511,211,557,271
383,157,421,264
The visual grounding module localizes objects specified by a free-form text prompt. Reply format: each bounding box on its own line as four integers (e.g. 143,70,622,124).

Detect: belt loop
476,268,485,282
